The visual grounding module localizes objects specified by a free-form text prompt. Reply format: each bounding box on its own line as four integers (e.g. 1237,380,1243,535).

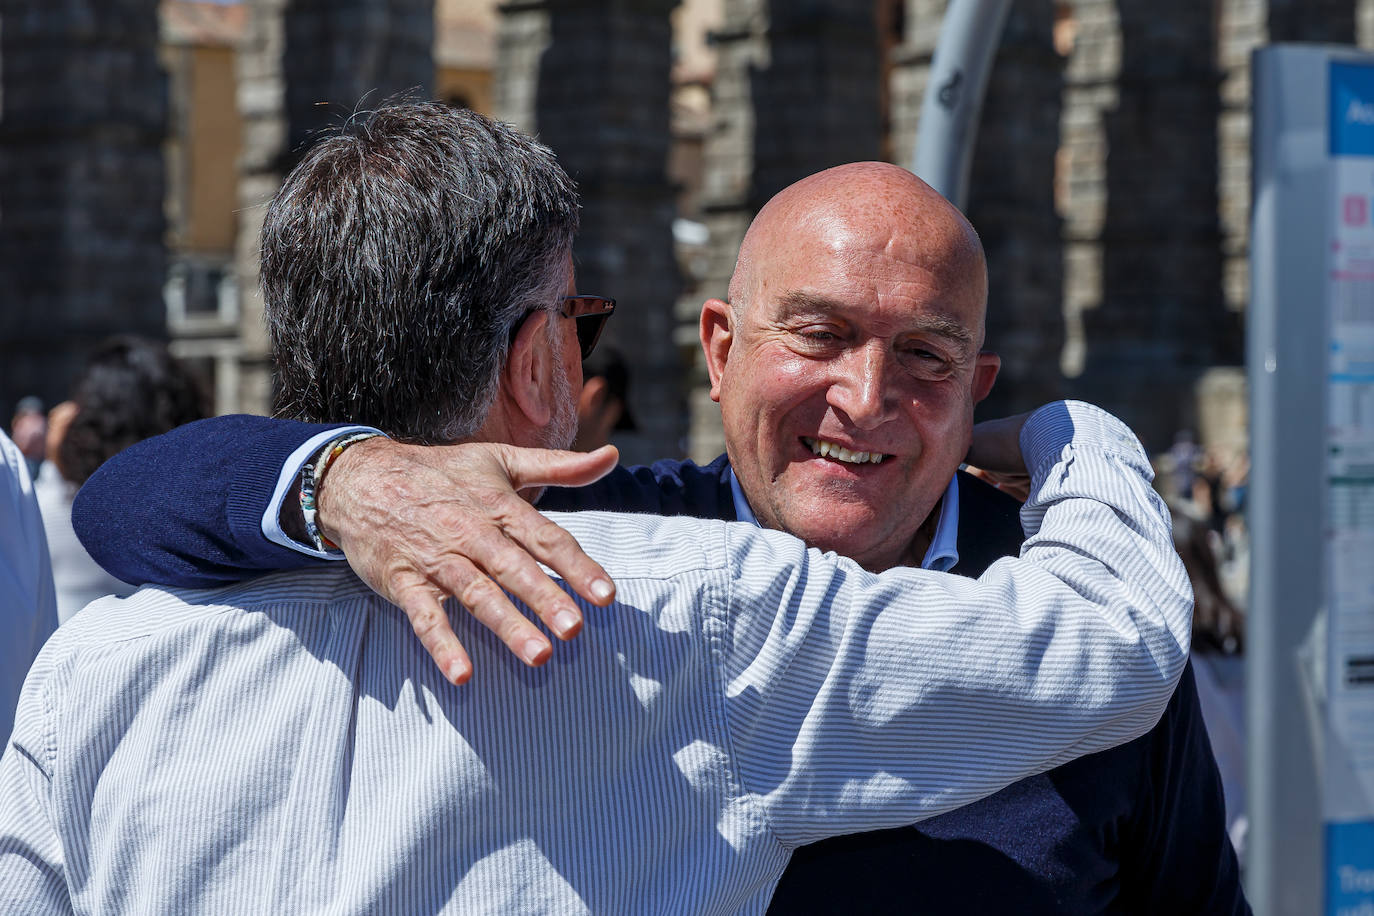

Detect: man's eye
798,329,840,343
900,347,954,376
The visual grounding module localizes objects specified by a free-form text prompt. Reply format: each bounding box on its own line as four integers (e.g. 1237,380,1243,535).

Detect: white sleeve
716,401,1191,847
0,433,57,746
260,426,383,559
0,656,72,913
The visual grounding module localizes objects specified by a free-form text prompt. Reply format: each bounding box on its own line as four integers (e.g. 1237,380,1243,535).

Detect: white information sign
1325,61,1374,916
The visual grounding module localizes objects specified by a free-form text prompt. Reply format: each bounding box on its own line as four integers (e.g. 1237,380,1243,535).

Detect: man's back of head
262,101,580,444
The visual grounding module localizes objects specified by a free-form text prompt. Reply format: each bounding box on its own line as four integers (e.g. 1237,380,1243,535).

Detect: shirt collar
726,466,960,572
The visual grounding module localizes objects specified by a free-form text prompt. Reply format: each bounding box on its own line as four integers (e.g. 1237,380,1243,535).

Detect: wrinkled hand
316,438,620,685
965,411,1033,503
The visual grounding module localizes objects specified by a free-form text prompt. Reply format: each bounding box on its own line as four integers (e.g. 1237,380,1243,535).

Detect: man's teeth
802,437,886,465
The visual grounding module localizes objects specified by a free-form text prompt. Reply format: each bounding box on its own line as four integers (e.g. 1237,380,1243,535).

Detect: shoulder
24,566,368,716
0,432,40,527
542,510,736,580
0,433,56,640
541,509,826,596
10,565,372,789
0,430,27,479
47,565,365,659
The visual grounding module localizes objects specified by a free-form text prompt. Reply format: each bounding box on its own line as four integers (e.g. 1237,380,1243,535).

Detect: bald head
701,160,1000,572
729,163,988,342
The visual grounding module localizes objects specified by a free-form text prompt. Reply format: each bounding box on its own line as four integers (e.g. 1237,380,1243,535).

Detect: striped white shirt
0,402,1192,914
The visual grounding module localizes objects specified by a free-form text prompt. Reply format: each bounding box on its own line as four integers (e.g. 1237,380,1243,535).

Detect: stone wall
11,0,1374,456
0,0,168,419
1065,0,1232,448
234,0,435,416
498,0,684,465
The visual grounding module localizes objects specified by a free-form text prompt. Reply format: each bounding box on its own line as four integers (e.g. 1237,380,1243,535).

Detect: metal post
1248,46,1330,914
911,0,1013,209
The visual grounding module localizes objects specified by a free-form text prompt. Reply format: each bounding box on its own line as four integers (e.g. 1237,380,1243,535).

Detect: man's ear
972,351,1000,404
577,375,609,418
504,311,555,428
700,298,734,403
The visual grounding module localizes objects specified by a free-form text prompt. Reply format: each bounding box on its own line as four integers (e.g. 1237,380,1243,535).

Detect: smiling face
702,163,999,571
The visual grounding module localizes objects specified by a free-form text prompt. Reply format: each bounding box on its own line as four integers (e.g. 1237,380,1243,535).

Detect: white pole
912,0,1013,209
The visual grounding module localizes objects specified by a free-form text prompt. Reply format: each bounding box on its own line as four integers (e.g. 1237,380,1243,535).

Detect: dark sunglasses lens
576,314,609,359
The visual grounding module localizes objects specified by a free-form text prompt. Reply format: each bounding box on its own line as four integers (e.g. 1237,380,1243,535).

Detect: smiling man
67,161,1243,914
703,164,999,574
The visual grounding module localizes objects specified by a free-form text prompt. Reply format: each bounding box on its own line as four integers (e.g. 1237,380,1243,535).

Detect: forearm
724,401,1192,844
72,415,356,586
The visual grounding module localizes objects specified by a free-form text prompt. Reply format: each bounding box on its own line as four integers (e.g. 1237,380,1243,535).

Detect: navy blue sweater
74,415,1248,914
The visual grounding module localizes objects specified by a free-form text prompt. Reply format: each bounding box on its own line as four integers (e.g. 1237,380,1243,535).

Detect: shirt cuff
1020,400,1145,476
261,425,385,559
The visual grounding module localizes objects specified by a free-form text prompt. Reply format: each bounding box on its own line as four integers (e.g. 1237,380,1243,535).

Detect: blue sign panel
1331,63,1374,157
1329,822,1374,915
1327,57,1374,916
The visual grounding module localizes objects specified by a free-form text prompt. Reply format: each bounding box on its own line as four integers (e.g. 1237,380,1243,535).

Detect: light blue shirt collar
726,466,960,572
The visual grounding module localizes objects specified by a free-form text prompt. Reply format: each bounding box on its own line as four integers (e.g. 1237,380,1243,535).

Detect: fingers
392,580,475,685
966,412,1033,474
455,506,594,636
392,558,556,686
449,557,553,667
486,444,618,609
490,496,616,610
322,439,621,684
964,464,1033,503
499,443,620,490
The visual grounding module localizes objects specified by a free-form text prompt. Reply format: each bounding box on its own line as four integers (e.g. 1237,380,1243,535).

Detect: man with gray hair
0,101,1191,913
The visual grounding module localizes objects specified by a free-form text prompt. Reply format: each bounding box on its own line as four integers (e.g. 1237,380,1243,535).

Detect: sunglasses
560,295,616,360
512,296,616,360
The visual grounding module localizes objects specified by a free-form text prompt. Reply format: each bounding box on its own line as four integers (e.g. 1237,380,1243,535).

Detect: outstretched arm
71,415,623,684
710,401,1194,841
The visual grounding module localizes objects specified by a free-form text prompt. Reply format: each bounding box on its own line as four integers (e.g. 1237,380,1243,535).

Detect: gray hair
261,100,579,443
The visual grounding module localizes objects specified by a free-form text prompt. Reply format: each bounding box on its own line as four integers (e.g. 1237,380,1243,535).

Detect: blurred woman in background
34,336,206,622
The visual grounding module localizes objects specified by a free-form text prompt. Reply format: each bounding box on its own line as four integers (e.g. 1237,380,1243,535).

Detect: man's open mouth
802,437,889,465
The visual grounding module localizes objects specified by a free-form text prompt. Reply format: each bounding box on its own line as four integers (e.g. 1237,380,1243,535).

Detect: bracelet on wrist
299,431,382,552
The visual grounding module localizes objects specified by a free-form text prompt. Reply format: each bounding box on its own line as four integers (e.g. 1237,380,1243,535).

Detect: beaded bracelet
299,431,383,552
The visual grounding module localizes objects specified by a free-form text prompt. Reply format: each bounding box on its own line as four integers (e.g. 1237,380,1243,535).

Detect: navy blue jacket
74,416,1248,914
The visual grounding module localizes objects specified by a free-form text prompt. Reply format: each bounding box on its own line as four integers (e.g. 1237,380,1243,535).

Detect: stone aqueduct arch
0,0,169,424
5,0,1348,455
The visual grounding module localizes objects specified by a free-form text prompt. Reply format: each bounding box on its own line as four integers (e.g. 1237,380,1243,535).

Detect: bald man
75,163,1245,913
700,162,1000,573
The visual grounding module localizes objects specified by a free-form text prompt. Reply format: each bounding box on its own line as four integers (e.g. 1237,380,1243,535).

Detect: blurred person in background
572,347,637,452
0,429,57,743
1166,428,1202,503
33,336,206,622
1173,505,1249,862
9,396,47,481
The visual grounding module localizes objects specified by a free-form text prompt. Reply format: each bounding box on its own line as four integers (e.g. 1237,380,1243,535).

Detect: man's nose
826,344,898,430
